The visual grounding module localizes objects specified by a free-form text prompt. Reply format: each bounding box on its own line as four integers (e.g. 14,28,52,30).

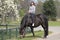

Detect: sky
30,0,38,4
30,0,46,3
40,0,46,2
33,0,38,3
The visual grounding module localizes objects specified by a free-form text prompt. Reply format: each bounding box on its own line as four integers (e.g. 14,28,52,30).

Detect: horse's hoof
20,35,23,39
23,36,25,38
42,37,46,39
47,36,48,38
33,35,35,37
43,35,48,38
43,36,47,39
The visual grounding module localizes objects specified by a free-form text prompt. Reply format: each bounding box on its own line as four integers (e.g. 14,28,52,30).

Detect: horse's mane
20,14,31,24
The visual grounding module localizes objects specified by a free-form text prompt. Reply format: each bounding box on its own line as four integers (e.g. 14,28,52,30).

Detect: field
49,21,60,26
0,21,59,40
7,30,51,40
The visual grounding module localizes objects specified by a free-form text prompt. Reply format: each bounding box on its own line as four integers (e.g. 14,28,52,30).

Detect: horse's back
36,14,48,20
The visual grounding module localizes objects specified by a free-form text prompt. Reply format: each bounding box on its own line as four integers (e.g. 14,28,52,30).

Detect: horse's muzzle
20,35,23,38
20,34,25,39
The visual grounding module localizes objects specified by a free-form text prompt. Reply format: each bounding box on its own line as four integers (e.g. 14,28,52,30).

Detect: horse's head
19,25,25,38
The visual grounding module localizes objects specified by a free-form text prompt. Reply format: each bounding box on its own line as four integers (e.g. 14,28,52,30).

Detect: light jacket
29,5,36,13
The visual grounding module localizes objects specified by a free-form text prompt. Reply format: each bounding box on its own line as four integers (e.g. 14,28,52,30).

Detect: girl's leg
31,13,35,26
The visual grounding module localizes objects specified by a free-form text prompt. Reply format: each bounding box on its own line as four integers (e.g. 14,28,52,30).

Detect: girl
28,1,36,26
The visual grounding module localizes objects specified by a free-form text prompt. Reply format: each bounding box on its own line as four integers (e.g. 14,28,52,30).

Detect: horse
19,13,48,38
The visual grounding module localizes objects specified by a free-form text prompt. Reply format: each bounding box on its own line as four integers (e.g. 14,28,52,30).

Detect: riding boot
32,23,34,26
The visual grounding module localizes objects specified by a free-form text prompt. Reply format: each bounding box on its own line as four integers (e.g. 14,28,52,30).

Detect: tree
0,0,21,24
43,0,56,21
36,1,43,14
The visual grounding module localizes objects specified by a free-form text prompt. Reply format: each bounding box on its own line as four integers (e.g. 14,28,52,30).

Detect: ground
33,26,60,40
0,26,60,40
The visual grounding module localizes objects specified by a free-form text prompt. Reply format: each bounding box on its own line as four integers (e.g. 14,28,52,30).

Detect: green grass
0,28,51,40
9,30,51,40
49,21,60,26
20,31,44,40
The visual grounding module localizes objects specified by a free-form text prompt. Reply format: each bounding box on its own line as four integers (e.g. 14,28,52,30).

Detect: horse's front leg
23,28,26,38
30,27,35,37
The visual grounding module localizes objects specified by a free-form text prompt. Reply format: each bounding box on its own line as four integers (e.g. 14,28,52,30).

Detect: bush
43,0,57,21
19,9,25,17
51,17,56,21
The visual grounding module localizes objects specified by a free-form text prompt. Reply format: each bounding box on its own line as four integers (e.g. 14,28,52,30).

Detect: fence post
9,29,11,39
1,30,4,40
6,24,8,34
16,28,18,38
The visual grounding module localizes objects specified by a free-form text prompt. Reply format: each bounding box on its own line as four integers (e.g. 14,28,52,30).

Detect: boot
32,23,34,26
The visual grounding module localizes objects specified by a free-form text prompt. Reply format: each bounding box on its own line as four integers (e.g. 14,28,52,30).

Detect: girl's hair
30,1,35,6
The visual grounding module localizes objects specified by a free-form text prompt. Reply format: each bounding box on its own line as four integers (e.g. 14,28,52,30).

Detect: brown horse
19,13,48,38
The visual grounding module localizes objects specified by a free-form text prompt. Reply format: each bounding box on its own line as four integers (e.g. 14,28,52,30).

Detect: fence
0,24,20,40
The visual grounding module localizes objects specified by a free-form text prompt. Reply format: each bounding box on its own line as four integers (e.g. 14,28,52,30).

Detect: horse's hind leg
30,27,35,37
42,25,48,38
44,27,48,38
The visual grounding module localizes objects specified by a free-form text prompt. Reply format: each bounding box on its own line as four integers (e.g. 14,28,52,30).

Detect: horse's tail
41,14,48,37
38,14,48,36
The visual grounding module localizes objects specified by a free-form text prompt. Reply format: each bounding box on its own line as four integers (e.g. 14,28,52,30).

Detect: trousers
30,13,35,23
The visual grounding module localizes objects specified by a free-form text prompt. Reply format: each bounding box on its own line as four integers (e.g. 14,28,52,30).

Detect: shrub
19,9,25,17
43,0,56,21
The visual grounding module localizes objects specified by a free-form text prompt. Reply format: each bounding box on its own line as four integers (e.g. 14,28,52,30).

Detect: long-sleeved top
29,5,36,14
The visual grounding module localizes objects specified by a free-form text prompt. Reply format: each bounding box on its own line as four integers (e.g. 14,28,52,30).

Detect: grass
8,30,51,40
49,21,60,26
21,31,44,40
